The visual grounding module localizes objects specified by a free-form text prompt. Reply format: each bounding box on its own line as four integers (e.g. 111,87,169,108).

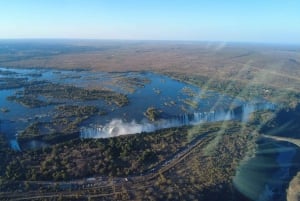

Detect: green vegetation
0,77,43,90
0,107,9,113
1,122,215,181
183,98,198,109
165,72,300,106
1,40,300,200
131,123,256,201
0,121,256,201
0,69,17,76
113,75,150,93
144,107,162,121
7,94,56,108
17,105,100,146
54,105,99,119
181,86,197,97
164,100,176,107
0,135,13,179
8,82,128,108
2,125,200,182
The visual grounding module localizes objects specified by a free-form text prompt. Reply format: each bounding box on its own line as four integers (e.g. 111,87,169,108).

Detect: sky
0,0,299,44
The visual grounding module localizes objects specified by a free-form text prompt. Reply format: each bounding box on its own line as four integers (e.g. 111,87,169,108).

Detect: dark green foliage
3,126,195,182
17,105,99,147
7,82,128,108
6,94,53,108
0,77,29,90
144,107,162,121
165,72,300,105
0,122,256,200
0,135,12,178
136,123,256,201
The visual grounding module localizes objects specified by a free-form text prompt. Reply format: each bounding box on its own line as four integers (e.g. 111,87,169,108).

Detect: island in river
0,40,300,201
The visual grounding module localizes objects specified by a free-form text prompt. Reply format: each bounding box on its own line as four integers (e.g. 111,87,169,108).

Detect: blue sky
0,0,299,43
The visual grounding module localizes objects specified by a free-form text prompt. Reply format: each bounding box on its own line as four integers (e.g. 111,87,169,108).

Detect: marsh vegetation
8,82,128,108
0,41,300,200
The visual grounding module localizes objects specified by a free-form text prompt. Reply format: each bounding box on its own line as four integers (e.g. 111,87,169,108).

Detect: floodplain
0,40,300,201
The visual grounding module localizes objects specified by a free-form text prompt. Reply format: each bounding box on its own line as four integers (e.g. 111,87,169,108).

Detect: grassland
0,40,300,200
1,40,300,94
1,40,300,107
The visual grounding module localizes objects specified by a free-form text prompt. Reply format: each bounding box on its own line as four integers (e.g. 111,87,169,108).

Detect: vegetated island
0,40,300,200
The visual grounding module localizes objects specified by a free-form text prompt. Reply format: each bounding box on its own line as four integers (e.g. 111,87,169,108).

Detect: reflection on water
80,103,275,138
0,67,276,147
9,140,21,151
0,67,296,201
233,139,300,201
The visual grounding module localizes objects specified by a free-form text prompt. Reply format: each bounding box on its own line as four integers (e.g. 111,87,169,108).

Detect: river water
234,138,300,201
0,67,274,141
0,67,298,200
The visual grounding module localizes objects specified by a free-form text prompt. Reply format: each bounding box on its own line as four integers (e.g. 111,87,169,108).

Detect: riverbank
233,137,300,201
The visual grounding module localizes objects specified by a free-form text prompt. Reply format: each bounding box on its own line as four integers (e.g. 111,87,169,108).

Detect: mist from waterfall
80,103,275,139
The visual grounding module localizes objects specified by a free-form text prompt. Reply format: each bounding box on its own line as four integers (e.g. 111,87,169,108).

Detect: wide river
0,66,275,140
0,67,297,201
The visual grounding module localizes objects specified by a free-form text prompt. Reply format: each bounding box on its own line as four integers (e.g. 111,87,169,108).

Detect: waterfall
80,110,232,138
80,103,276,139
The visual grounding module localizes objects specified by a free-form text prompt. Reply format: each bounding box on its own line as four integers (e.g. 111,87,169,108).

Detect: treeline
9,82,129,108
131,123,255,201
17,105,101,148
0,121,254,201
1,125,203,182
165,72,300,106
0,135,13,180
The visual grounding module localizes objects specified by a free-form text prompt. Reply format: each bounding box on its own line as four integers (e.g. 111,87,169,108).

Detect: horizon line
0,38,299,46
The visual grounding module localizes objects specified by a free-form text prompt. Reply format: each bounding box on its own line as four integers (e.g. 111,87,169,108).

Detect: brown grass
1,41,300,91
287,172,300,201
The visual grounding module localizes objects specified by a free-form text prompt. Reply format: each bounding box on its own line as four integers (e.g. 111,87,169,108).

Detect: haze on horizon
0,0,300,44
